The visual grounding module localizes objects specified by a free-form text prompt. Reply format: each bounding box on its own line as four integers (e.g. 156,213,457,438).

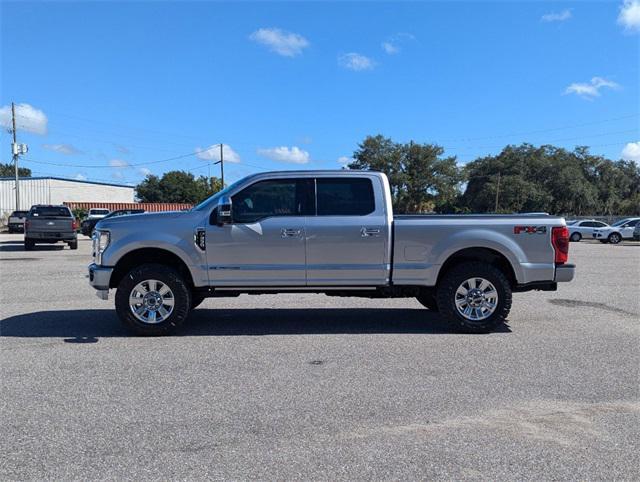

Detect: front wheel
436,262,512,333
570,232,581,242
115,263,191,336
608,232,622,244
24,239,35,251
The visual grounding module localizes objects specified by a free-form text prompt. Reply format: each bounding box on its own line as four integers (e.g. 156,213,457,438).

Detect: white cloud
381,33,415,55
138,167,152,177
74,173,87,181
337,156,354,166
195,144,241,163
621,141,640,162
382,42,400,55
112,171,125,180
109,159,129,168
257,146,310,164
339,53,376,71
250,28,309,57
618,0,640,32
0,103,48,135
43,143,81,155
541,9,572,22
114,144,130,154
564,77,620,99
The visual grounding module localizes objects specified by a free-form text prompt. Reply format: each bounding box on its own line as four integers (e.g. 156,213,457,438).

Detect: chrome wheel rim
129,279,174,324
454,277,499,322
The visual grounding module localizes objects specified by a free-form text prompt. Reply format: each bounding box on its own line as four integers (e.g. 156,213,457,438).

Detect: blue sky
1,1,639,186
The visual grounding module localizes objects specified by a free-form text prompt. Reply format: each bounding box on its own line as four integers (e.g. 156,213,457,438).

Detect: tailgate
28,217,74,232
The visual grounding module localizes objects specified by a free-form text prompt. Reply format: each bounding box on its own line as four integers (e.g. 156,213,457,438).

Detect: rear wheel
570,232,581,242
436,262,512,333
115,263,191,336
68,240,78,250
608,232,622,244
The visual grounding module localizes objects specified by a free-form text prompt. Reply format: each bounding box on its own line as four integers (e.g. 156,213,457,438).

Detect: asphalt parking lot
1,233,638,480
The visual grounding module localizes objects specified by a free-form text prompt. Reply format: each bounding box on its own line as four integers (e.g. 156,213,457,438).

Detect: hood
96,210,186,229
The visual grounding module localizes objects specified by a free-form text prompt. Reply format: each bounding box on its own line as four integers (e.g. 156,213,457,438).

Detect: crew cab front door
205,178,312,286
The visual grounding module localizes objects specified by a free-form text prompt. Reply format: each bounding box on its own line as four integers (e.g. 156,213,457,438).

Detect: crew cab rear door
304,175,391,286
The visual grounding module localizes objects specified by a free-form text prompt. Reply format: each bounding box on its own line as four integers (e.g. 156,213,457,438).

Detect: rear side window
316,178,375,216
30,206,72,217
232,179,312,224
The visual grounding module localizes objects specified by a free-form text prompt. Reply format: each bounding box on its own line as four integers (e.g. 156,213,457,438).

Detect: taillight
552,226,569,264
72,219,78,231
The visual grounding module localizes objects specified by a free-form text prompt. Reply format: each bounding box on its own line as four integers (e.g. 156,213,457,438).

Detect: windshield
191,178,246,211
566,220,577,225
611,219,630,227
90,209,110,215
10,211,28,217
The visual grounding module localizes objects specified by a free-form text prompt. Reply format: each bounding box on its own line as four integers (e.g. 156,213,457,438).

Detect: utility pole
494,172,501,213
214,143,224,188
11,102,19,211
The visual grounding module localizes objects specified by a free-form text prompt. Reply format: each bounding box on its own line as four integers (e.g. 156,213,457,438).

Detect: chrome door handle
361,227,381,237
281,228,302,238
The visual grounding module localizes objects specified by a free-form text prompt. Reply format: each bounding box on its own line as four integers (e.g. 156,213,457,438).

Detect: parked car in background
7,210,29,233
81,208,145,236
87,208,110,220
634,223,640,241
566,219,609,242
24,205,78,250
592,217,640,244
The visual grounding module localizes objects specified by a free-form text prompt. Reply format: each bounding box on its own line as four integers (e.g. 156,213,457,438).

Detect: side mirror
211,195,232,226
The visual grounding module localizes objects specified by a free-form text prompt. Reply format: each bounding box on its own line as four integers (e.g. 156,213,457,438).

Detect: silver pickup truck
89,170,575,335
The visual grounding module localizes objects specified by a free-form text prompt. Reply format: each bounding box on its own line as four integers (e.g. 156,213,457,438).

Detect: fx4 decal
513,226,547,235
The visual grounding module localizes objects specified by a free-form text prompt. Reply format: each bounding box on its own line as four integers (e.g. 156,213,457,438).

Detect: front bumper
555,263,576,283
89,263,113,291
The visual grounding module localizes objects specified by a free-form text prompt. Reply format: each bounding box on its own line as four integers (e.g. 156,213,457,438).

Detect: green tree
136,171,223,203
0,162,31,177
348,135,463,213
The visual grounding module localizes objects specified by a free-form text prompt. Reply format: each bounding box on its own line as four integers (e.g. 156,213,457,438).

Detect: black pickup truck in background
24,205,78,250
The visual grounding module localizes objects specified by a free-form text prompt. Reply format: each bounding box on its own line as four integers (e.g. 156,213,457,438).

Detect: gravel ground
1,233,638,480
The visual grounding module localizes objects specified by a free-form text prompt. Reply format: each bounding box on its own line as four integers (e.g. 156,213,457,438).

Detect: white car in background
86,208,110,220
592,217,640,244
566,219,609,242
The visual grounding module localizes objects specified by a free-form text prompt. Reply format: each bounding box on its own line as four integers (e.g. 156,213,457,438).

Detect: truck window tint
232,179,306,223
30,207,72,217
316,178,375,216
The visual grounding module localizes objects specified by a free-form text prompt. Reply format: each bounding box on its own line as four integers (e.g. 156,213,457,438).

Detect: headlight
93,230,110,265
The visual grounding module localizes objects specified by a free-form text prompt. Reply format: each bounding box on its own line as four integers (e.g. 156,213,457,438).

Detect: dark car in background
7,210,29,233
25,205,78,250
81,208,145,236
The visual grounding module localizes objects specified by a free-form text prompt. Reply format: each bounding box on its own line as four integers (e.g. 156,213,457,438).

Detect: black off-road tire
436,261,512,333
115,263,192,336
24,239,35,251
570,232,581,242
68,240,78,250
416,290,438,311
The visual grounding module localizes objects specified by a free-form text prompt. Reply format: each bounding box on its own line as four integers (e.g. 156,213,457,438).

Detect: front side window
316,178,375,216
231,179,310,224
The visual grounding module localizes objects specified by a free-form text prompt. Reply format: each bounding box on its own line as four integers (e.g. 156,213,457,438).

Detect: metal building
0,176,135,217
